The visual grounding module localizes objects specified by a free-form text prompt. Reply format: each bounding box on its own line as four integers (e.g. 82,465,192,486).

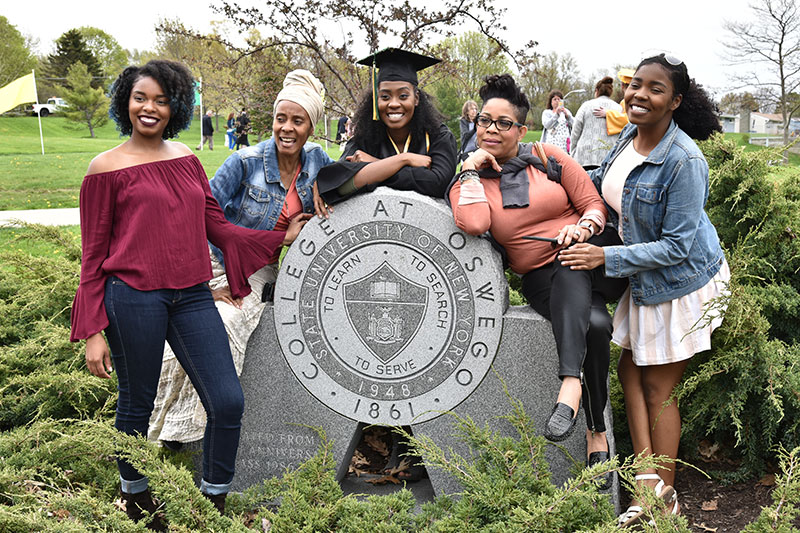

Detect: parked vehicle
31,98,67,117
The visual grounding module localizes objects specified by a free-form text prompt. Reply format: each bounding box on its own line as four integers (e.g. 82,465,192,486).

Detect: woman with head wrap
148,70,333,507
316,48,457,203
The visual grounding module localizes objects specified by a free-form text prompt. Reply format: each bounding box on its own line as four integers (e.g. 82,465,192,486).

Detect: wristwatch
458,169,480,184
578,220,595,236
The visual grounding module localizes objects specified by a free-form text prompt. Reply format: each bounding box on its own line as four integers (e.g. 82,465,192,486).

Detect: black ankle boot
203,492,227,514
121,488,166,531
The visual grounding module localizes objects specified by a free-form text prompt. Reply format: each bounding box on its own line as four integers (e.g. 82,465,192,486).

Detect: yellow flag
0,73,37,115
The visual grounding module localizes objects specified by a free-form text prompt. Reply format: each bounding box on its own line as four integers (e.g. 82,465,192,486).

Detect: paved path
0,208,79,227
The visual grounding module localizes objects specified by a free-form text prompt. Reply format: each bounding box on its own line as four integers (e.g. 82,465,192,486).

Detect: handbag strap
533,142,548,171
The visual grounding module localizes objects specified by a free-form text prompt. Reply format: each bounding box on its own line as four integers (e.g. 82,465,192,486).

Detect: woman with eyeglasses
449,74,628,490
558,54,728,526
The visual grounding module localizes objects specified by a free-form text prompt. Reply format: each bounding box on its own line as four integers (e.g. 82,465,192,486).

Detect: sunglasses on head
641,50,683,67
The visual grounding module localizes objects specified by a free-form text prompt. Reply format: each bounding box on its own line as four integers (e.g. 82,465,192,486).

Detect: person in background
570,76,623,170
197,109,214,151
149,69,332,467
593,68,635,135
235,109,250,149
459,99,479,161
449,73,627,491
70,60,310,528
558,54,728,527
541,89,574,153
316,48,457,205
226,111,236,150
336,114,348,142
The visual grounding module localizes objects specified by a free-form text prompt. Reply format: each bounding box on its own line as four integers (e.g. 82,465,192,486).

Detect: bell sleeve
202,176,285,300
70,174,116,341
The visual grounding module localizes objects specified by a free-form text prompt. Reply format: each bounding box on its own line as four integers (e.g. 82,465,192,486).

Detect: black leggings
521,232,627,432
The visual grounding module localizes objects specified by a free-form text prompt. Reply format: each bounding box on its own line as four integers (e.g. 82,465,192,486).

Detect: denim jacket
590,121,725,305
208,138,333,263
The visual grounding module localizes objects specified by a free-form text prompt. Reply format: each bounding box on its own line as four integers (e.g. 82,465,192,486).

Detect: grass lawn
0,116,343,210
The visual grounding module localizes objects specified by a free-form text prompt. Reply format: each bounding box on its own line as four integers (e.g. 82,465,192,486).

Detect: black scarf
477,143,562,208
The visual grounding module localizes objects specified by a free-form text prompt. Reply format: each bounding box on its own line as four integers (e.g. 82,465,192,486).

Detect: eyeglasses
476,115,524,131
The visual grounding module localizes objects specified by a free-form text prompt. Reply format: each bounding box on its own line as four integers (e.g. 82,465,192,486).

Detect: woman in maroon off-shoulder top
70,60,310,524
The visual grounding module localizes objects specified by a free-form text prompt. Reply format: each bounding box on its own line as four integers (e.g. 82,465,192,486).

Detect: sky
4,0,757,98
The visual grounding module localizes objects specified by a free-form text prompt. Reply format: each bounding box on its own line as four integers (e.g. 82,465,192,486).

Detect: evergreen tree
63,62,109,138
46,29,104,89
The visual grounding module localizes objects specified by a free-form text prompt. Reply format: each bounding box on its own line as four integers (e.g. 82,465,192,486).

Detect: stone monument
232,187,617,499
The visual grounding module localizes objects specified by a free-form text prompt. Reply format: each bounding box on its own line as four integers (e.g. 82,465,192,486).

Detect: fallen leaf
365,432,390,456
51,508,70,520
262,518,272,532
757,473,776,487
697,440,720,461
701,500,718,511
366,475,401,485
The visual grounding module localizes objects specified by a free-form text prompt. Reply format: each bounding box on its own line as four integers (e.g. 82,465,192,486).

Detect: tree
62,62,109,138
0,15,37,88
159,0,535,123
719,91,760,115
46,29,104,89
723,0,800,161
518,52,584,128
78,27,129,83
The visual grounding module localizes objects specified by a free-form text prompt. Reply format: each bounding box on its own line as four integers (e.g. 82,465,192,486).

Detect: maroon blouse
70,155,285,341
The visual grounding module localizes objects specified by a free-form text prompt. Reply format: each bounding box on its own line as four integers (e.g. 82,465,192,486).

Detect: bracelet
458,169,480,184
578,220,595,236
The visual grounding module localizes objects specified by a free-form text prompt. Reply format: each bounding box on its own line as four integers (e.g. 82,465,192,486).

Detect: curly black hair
478,74,530,123
108,59,195,140
351,86,444,155
636,54,721,141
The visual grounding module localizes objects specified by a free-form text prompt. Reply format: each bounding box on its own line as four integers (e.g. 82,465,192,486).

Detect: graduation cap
357,48,441,120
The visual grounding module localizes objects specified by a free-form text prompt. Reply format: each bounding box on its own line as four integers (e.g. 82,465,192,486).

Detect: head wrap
274,69,325,126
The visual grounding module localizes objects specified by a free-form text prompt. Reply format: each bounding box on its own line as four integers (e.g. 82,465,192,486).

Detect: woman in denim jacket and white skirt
558,54,729,527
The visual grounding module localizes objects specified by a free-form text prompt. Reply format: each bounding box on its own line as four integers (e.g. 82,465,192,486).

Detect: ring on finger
573,229,581,237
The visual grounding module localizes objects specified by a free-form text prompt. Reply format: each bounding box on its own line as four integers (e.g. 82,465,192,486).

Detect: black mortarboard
357,48,440,86
357,48,441,120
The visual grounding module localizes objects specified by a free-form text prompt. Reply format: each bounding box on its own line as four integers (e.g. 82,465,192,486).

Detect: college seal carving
274,188,506,425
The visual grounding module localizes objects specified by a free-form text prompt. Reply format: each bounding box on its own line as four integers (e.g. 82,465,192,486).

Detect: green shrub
742,446,800,532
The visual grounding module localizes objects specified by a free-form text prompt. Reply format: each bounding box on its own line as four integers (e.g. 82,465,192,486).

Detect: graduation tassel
371,58,379,121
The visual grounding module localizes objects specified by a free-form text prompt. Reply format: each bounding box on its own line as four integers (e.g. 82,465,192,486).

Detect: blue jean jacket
208,138,333,263
590,121,725,305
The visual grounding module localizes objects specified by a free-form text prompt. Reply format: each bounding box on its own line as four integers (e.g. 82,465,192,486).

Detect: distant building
750,112,784,135
719,113,740,133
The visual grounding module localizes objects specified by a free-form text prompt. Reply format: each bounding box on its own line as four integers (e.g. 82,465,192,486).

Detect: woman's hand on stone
461,149,502,173
212,285,242,308
558,243,606,270
312,182,332,219
85,333,112,379
283,213,313,246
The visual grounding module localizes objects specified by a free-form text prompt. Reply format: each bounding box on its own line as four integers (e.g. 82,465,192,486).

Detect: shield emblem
344,262,427,364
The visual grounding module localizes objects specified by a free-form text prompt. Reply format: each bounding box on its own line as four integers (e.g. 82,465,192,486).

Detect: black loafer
543,402,577,441
587,450,612,490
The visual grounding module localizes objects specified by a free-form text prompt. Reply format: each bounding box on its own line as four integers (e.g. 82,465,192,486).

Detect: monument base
229,305,618,510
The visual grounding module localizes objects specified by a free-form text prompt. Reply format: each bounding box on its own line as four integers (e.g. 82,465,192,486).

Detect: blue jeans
104,277,244,494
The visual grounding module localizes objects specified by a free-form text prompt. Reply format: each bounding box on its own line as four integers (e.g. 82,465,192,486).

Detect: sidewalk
0,208,79,227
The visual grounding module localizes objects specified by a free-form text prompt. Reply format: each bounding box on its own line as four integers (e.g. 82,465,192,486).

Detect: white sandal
617,473,678,528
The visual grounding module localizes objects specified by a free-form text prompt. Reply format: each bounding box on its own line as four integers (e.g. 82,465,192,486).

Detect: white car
31,97,67,117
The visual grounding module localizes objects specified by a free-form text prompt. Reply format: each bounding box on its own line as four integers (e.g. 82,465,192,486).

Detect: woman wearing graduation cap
317,48,457,203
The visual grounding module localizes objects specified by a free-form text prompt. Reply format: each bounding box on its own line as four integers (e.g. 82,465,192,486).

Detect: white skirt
612,260,730,366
